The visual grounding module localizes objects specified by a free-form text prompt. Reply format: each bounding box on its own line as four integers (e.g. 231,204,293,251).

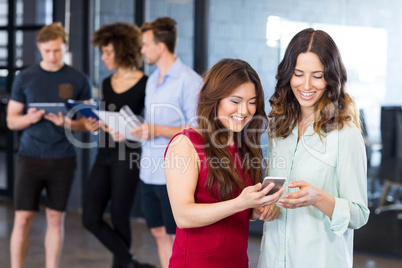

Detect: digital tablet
28,102,68,115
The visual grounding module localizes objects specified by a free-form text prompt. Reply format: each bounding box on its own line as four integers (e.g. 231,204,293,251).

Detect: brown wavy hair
269,28,360,139
92,22,143,69
197,58,267,201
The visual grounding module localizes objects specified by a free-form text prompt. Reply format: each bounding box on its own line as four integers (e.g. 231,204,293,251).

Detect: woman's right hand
237,183,285,211
84,117,99,132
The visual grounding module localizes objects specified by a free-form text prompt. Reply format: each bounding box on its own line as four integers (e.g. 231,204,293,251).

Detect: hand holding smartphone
262,176,286,195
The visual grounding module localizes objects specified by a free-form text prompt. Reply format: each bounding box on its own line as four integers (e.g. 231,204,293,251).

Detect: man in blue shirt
131,17,202,268
7,23,91,268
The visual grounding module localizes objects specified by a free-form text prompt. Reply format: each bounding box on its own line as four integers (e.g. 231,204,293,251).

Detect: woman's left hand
109,128,126,142
278,180,321,209
254,205,279,221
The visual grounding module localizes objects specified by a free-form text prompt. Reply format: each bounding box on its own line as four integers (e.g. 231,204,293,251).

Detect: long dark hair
269,28,360,139
197,58,267,201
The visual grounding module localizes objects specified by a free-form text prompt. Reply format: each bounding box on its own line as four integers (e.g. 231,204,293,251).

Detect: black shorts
140,180,176,234
14,155,76,212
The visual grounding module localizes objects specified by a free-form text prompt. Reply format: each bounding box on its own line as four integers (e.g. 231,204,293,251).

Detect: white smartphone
262,176,286,195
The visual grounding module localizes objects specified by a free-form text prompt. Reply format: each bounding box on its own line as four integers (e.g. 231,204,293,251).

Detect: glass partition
0,0,7,27
15,0,53,26
0,31,7,67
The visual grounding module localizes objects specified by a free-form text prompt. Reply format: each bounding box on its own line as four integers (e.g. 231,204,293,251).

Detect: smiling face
217,82,257,133
290,52,327,116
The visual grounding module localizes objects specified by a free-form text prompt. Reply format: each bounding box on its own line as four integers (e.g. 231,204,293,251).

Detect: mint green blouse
258,122,370,268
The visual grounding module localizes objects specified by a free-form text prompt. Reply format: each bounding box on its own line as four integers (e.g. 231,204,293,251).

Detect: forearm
153,125,191,139
173,198,245,229
7,114,33,131
314,189,336,219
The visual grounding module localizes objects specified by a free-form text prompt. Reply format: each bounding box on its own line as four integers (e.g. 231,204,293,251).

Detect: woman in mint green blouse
258,28,370,268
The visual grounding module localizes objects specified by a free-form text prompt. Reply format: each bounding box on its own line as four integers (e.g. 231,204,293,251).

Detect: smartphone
262,176,286,195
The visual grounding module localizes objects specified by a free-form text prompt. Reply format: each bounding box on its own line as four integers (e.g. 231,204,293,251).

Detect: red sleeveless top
165,128,253,268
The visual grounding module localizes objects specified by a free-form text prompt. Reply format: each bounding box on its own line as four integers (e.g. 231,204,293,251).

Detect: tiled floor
0,199,402,268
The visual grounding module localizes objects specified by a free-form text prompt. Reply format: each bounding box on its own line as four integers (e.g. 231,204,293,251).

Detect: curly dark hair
92,22,143,69
269,28,360,139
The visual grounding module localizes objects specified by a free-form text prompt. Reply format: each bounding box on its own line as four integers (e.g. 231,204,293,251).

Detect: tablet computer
28,102,68,115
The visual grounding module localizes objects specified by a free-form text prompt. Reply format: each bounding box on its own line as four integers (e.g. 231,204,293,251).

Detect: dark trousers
82,149,140,266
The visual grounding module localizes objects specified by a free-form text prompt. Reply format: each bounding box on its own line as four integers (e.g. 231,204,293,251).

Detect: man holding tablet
6,22,91,268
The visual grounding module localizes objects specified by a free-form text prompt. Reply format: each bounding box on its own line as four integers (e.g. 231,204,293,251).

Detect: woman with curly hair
258,28,370,268
82,22,154,268
164,58,284,267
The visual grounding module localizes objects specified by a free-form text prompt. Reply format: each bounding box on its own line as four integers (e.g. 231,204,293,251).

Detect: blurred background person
130,17,202,268
7,22,92,268
81,22,154,268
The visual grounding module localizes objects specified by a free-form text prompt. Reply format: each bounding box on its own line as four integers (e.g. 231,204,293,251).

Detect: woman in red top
164,58,285,268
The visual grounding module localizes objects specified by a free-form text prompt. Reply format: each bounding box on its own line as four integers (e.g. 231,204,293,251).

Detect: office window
0,31,7,67
15,0,52,26
0,0,7,26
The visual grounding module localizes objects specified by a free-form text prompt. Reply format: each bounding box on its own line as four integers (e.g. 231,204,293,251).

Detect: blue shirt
140,58,202,185
258,122,370,268
11,64,92,159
